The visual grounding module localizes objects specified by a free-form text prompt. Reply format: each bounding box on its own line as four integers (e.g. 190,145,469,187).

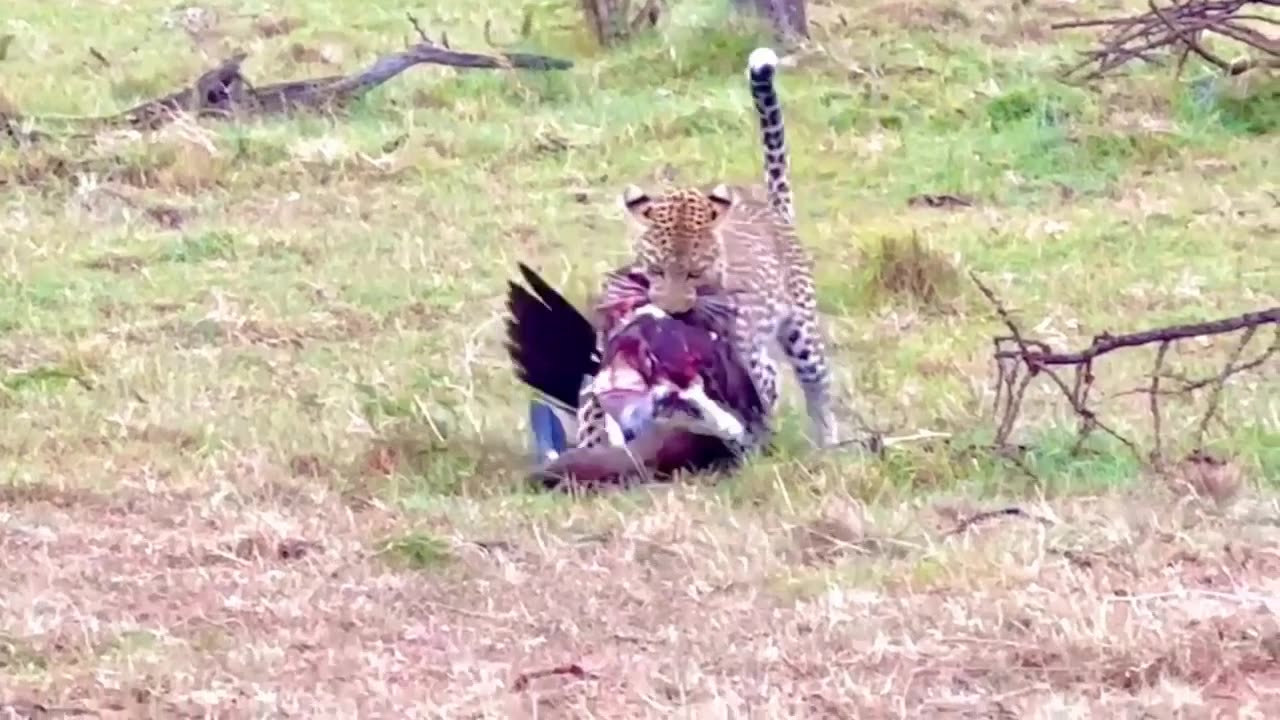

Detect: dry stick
992,307,1279,365
1230,14,1280,26
971,272,1141,458
1217,20,1280,56
992,442,1043,482
1149,0,1234,72
1194,325,1259,448
943,506,1054,538
406,12,433,44
1169,330,1280,392
1063,21,1175,79
1068,359,1099,455
977,270,1277,463
1055,0,1279,79
512,663,599,691
1111,328,1279,399
995,354,1034,447
88,47,112,68
1150,340,1171,467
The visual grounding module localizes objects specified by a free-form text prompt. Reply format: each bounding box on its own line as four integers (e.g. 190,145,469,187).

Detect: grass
1,0,1278,715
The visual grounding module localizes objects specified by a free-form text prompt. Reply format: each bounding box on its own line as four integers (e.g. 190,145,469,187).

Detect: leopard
597,46,840,449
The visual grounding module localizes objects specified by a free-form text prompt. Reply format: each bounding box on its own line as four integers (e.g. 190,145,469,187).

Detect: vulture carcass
504,262,769,491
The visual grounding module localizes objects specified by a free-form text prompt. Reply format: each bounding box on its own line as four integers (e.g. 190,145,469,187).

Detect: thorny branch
971,271,1278,467
1054,0,1279,80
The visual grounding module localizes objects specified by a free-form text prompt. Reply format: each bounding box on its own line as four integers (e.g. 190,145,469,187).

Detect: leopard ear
706,183,735,220
621,184,653,221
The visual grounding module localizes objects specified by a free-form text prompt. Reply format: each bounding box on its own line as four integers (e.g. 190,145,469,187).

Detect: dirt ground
3,477,1279,718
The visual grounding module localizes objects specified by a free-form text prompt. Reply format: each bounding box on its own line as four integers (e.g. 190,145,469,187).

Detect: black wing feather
504,263,600,409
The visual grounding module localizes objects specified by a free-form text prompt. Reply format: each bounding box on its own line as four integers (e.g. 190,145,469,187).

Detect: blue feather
529,400,568,462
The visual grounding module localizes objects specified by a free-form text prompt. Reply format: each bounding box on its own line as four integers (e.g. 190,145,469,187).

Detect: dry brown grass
860,233,963,312
3,481,1280,716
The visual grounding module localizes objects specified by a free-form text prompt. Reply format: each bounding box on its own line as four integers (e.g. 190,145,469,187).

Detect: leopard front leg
575,393,625,448
731,306,781,418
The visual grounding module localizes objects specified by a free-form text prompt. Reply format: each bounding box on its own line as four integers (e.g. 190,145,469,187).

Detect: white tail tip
748,47,778,72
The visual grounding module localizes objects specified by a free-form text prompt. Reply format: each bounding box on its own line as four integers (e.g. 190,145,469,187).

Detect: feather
528,400,569,463
504,262,599,409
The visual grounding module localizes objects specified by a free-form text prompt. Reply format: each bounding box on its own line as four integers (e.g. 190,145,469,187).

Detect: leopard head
621,183,735,314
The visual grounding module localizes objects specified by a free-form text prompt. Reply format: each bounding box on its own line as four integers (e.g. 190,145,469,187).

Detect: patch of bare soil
1,486,1278,716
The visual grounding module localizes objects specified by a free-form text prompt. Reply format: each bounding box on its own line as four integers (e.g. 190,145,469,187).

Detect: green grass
1,0,1278,712
375,531,456,570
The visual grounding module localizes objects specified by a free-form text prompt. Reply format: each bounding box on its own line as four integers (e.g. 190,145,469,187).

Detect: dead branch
942,506,1054,538
1193,324,1262,447
5,21,573,141
1152,338,1278,393
972,271,1278,463
992,306,1280,366
973,273,1142,457
1054,0,1279,81
512,663,600,691
88,47,112,69
1150,341,1170,465
406,12,433,45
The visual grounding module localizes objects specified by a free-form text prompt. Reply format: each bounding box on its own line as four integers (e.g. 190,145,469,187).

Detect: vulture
504,262,770,491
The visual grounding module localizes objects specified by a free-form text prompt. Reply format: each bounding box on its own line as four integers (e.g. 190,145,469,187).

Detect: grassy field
2,0,1278,715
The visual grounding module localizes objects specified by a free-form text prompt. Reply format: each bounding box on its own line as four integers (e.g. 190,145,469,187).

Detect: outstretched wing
504,262,600,410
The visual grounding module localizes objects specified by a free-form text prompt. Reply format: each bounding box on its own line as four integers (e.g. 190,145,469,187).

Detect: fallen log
3,31,573,144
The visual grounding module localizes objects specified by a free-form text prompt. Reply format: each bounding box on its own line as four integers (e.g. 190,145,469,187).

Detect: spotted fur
604,46,839,447
748,46,795,224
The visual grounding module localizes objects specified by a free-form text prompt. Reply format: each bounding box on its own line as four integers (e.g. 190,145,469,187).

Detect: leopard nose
651,289,695,314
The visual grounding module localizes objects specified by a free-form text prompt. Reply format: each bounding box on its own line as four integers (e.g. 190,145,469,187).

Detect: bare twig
512,663,600,691
405,12,433,45
88,47,112,68
1168,333,1279,392
1194,324,1258,447
971,271,1277,464
1148,0,1234,72
1150,341,1170,466
992,307,1279,366
1112,330,1279,399
972,273,1142,457
942,506,1054,538
1055,0,1279,80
